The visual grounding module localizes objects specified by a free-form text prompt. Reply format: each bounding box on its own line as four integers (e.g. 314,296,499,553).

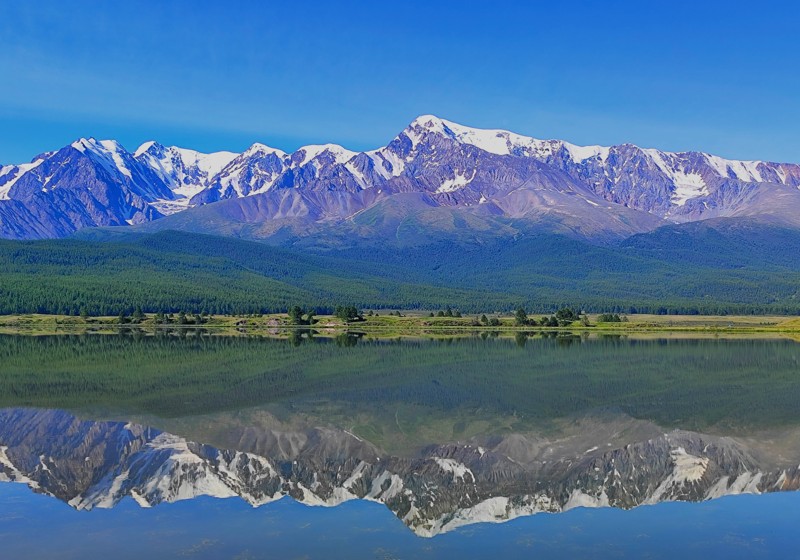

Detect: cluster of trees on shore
475,315,502,326
102,305,675,328
513,307,586,327
334,305,364,322
283,304,621,329
114,307,211,325
287,305,365,325
430,307,463,318
288,306,316,325
597,313,626,323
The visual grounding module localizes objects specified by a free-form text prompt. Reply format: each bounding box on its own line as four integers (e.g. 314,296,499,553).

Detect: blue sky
1,1,798,163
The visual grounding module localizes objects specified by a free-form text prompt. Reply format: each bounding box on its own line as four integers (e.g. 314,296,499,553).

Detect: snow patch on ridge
644,149,709,206
0,159,46,199
436,170,475,193
71,138,134,181
704,472,763,500
670,447,709,482
133,141,157,158
345,161,369,188
704,154,764,183
370,150,405,178
433,458,473,482
416,495,555,538
0,446,38,488
367,471,404,501
563,489,610,510
410,115,611,164
563,142,611,163
670,173,708,206
99,140,133,179
646,447,709,503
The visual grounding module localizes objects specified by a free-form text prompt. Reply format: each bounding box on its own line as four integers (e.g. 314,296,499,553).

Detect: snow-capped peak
97,140,129,161
3,115,800,241
70,137,98,153
71,138,133,179
405,115,602,161
405,116,775,184
294,143,357,166
134,143,240,213
241,142,286,158
561,142,611,163
171,147,238,176
134,140,161,158
409,114,449,132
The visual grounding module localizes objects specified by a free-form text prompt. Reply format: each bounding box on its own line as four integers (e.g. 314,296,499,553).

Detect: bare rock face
2,116,800,242
1,408,798,537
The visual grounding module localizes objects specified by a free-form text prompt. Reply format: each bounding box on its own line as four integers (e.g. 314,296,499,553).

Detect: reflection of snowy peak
1,408,798,537
2,116,800,240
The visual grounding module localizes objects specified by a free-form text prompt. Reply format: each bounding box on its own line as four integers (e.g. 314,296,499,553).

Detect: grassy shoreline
1,312,799,337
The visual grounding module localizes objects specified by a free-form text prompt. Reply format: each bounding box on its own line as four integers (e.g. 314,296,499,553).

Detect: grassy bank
0,311,798,337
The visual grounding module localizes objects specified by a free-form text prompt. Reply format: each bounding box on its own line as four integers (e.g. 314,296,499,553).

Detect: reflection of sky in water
0,484,796,559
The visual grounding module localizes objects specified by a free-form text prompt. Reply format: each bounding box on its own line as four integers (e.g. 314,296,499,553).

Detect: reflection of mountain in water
1,408,798,537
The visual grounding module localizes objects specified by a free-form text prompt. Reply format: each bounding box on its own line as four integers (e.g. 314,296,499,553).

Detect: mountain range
1,408,798,537
3,116,800,244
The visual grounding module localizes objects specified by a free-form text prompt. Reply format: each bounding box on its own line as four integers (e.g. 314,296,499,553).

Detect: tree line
3,235,800,317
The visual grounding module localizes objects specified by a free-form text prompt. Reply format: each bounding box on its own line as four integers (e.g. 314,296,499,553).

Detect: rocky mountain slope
2,117,800,242
1,408,797,537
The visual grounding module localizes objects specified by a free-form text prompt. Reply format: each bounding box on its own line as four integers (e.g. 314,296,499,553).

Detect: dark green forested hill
0,233,506,315
2,224,800,315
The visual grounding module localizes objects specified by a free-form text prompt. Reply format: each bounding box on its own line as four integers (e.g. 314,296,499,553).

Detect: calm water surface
0,333,799,558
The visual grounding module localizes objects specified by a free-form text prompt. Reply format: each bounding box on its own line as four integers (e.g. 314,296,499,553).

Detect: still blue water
1,483,797,559
1,334,800,558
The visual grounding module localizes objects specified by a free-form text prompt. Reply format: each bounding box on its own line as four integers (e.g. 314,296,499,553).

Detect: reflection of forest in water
1,334,800,541
0,333,798,434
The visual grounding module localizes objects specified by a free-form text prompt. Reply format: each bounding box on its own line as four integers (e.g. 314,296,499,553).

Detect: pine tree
288,306,304,325
133,306,145,323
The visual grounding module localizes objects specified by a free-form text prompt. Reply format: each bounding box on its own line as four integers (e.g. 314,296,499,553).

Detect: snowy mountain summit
1,116,800,241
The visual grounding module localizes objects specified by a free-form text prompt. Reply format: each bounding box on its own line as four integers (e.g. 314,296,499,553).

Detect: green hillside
0,233,511,315
2,225,800,315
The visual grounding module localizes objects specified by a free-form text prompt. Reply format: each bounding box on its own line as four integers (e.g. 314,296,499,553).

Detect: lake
1,332,799,558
